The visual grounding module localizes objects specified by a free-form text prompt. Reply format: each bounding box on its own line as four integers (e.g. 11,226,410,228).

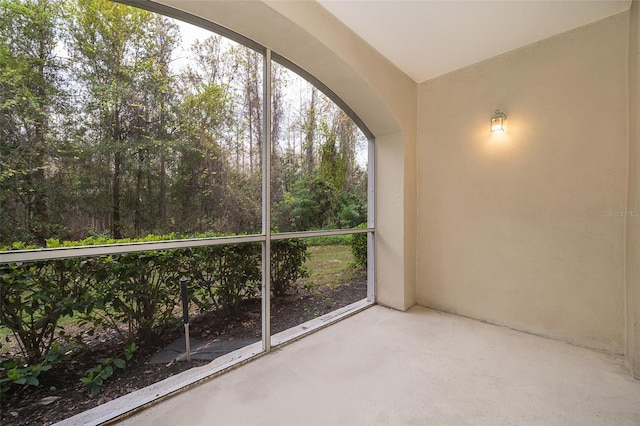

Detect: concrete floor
118,305,640,426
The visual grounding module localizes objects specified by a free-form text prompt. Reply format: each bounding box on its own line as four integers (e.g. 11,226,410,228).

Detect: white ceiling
318,0,631,83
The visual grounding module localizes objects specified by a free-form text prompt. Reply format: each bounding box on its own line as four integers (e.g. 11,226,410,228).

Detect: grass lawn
301,244,362,291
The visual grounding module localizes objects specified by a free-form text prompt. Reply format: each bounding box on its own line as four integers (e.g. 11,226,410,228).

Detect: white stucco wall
417,12,630,353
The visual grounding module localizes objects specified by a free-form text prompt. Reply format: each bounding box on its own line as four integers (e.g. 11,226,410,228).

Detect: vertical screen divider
262,49,272,352
367,137,375,303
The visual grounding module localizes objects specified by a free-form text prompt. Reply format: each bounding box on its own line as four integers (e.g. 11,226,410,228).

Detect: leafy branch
80,343,137,397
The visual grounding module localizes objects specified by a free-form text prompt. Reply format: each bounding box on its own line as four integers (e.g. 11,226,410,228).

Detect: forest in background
0,0,368,247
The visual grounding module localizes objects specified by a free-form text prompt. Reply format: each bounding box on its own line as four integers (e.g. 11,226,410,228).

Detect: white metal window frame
0,0,375,355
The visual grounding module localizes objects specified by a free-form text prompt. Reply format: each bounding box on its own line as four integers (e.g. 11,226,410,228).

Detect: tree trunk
112,151,122,238
305,87,317,174
135,149,143,234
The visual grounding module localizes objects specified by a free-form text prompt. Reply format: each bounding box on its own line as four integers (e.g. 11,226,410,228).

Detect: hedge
351,223,368,269
0,235,308,362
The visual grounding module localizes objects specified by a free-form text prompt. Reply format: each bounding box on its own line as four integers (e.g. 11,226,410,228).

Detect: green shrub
0,359,52,401
0,258,86,363
0,343,69,401
271,239,309,297
351,223,368,269
188,244,261,315
1,233,311,353
84,249,182,344
80,343,137,397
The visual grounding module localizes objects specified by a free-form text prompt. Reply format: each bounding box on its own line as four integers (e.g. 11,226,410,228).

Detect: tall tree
0,0,65,244
174,83,229,227
303,86,318,175
68,0,155,238
133,15,179,233
236,48,262,175
270,63,286,207
0,0,368,245
319,109,359,192
172,34,240,233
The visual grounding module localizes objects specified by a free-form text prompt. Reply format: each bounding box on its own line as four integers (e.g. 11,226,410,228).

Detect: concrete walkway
149,337,260,363
118,305,640,425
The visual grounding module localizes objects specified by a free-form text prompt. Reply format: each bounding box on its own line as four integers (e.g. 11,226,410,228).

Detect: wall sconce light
491,110,507,133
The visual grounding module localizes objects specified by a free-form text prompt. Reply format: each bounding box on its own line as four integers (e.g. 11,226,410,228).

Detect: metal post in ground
180,276,191,362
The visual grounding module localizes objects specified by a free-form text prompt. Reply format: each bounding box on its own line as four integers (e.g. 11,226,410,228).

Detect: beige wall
628,1,640,379
154,0,418,310
417,12,630,353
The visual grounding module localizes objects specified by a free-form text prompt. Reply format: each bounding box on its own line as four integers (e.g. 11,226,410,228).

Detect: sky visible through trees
0,0,369,247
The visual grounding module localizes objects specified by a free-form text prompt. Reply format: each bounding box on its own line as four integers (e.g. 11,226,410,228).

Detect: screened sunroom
1,0,639,425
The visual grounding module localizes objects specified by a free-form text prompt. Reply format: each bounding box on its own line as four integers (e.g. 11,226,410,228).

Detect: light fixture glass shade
491,110,506,133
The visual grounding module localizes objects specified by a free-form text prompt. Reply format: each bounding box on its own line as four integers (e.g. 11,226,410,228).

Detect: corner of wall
403,131,418,310
404,96,418,311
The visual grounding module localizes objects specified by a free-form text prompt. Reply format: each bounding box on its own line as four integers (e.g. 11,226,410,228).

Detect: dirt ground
0,276,366,426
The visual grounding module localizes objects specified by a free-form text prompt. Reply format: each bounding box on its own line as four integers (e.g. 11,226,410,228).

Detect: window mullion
261,49,272,353
367,137,376,303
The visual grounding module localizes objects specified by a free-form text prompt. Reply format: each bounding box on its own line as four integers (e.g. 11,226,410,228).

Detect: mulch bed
1,277,366,426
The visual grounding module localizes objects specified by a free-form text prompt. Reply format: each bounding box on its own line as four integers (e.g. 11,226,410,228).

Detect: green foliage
43,342,71,364
86,249,182,344
188,244,261,315
0,0,67,245
271,239,310,297
1,361,50,386
274,173,335,231
188,240,310,309
1,234,311,354
0,342,70,401
0,0,367,385
80,343,136,397
0,359,52,401
351,223,368,269
273,172,366,233
80,361,114,397
45,233,180,248
305,234,351,246
336,192,367,229
0,258,86,363
0,0,368,246
0,342,68,402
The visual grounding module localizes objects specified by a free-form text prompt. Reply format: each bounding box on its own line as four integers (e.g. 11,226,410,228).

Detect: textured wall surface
417,12,629,353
